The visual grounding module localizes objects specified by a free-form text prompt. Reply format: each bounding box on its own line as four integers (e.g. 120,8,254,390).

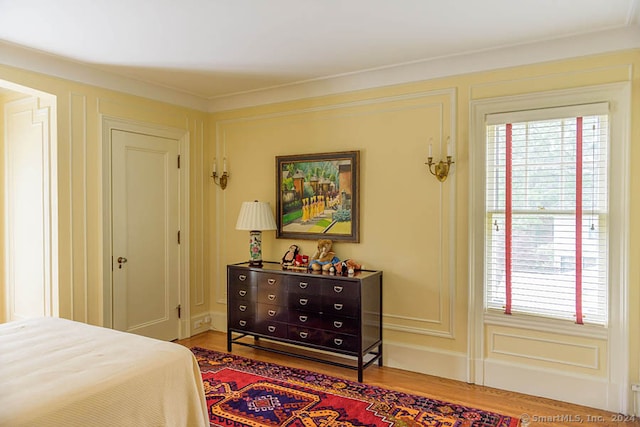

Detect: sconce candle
211,157,229,190
425,137,455,182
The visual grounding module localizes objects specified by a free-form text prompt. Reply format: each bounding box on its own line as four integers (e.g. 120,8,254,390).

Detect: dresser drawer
257,288,288,305
322,281,359,299
290,294,322,312
256,272,286,290
290,310,323,329
228,268,254,285
256,321,288,339
289,277,323,297
322,332,358,353
322,315,358,335
228,315,254,331
323,297,359,317
228,301,254,316
228,283,256,303
256,303,288,323
289,325,323,345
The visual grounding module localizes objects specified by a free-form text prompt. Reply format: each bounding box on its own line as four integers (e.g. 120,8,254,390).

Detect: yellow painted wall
0,65,209,326
208,49,639,407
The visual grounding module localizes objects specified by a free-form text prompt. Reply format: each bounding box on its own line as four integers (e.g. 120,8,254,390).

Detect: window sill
483,310,608,340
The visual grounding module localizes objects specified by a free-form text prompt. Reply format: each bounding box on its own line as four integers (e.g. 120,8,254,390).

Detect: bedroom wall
207,49,640,412
0,65,209,329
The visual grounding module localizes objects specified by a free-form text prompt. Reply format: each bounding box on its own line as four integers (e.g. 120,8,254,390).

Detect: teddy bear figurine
308,239,339,272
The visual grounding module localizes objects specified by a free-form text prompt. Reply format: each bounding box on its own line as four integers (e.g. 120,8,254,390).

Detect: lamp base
248,230,263,268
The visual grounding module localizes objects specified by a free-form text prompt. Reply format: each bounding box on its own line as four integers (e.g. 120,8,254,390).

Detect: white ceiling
0,0,639,111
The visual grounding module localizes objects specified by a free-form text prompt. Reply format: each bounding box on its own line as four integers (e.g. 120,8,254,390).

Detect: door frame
101,116,190,338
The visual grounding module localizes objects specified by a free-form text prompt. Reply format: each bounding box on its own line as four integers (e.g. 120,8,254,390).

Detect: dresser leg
227,331,232,352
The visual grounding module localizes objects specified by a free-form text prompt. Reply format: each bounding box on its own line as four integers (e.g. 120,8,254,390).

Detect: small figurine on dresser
308,239,340,272
281,244,300,268
332,259,364,275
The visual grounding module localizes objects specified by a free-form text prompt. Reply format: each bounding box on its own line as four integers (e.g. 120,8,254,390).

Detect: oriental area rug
191,347,519,427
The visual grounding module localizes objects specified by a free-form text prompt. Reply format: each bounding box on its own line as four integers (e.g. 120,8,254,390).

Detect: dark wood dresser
227,261,383,381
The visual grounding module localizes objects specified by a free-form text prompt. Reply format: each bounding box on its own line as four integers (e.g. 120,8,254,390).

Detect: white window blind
485,105,608,325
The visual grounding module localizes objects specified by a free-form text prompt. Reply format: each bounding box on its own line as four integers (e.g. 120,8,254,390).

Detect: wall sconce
211,157,229,190
235,200,277,267
426,138,455,182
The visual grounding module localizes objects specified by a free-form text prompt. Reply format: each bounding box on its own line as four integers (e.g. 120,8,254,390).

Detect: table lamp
235,200,277,267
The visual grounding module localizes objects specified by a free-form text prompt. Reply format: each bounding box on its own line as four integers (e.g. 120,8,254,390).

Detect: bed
0,316,208,427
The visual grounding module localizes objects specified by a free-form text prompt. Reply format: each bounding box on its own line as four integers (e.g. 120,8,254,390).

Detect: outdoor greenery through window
485,107,608,325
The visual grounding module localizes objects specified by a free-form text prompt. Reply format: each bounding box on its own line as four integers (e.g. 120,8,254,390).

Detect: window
485,104,608,325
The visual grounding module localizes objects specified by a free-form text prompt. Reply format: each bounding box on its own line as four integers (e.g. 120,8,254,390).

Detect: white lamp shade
235,201,277,231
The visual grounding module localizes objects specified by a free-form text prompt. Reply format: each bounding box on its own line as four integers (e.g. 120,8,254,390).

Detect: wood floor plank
178,331,638,427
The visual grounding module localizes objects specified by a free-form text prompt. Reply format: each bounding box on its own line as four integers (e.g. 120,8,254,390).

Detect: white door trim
101,116,190,338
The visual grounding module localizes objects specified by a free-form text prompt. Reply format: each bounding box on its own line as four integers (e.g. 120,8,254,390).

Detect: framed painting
276,151,359,242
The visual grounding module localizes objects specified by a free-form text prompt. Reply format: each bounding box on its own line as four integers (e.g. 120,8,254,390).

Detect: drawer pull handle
333,321,343,328
299,332,308,339
334,286,343,293
268,278,276,285
334,303,343,310
239,305,247,312
239,320,247,326
334,338,343,346
299,315,308,322
299,298,308,306
239,275,247,281
299,282,308,289
238,290,247,296
268,326,276,333
268,310,276,317
268,294,276,301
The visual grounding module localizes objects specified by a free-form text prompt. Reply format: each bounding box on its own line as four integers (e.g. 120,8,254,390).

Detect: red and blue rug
191,347,519,427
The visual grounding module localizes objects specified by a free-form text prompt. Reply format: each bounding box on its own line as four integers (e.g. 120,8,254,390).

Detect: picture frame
276,150,359,242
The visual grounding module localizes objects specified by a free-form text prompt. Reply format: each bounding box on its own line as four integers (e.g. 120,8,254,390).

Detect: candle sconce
211,157,229,190
425,138,455,182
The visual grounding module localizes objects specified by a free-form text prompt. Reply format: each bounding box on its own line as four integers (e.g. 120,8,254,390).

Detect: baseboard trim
483,359,617,412
190,312,214,335
210,310,226,333
383,340,468,382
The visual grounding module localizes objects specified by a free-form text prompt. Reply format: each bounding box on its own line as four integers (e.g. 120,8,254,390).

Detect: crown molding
1,25,639,114
0,41,209,111
207,26,640,112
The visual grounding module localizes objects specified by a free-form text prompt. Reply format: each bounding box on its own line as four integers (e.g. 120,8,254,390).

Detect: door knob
117,257,128,269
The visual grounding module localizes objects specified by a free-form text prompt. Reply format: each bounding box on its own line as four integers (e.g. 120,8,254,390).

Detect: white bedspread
0,317,208,427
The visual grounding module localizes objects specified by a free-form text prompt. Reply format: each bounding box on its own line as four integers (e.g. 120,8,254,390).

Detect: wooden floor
178,331,637,427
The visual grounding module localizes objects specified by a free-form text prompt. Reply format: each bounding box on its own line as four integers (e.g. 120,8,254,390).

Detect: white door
111,129,180,341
